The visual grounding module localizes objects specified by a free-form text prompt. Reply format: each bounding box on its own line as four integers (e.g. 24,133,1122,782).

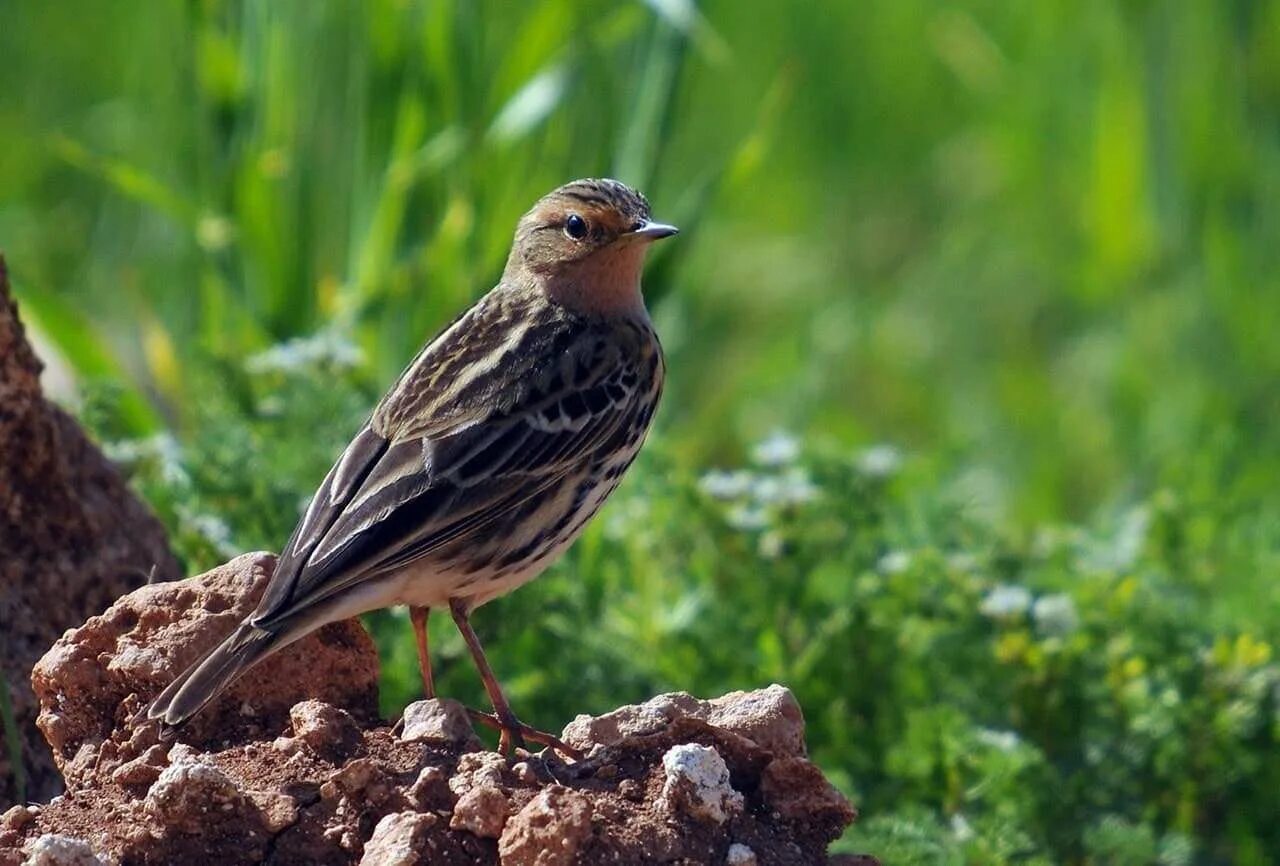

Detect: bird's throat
539,243,650,318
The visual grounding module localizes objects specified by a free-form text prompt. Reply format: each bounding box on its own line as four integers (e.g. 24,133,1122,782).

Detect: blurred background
3,1,1280,862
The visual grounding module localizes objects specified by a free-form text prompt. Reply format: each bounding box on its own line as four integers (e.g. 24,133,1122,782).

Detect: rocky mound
1,554,865,864
0,256,180,805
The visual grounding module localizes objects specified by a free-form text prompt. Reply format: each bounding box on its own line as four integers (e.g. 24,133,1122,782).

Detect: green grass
4,0,1280,862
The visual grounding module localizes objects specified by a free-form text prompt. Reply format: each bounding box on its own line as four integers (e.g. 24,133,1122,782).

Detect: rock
246,789,298,834
449,751,507,796
562,684,806,758
289,700,360,758
449,786,509,839
324,758,393,807
659,743,744,825
407,766,451,811
0,807,34,834
359,812,436,866
400,698,478,747
562,692,703,751
21,834,103,866
706,684,807,758
498,785,593,866
0,258,180,805
109,744,167,787
8,550,864,864
727,842,759,865
30,552,380,787
144,759,245,833
761,757,856,826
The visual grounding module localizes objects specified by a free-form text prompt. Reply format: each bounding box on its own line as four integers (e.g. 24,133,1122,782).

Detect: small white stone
511,761,538,784
400,698,476,745
272,735,300,753
727,842,758,865
359,811,436,866
166,743,199,765
659,743,743,825
22,834,104,866
449,751,507,796
145,759,243,831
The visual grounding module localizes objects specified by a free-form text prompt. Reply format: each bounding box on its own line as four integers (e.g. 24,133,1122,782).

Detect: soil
1,557,869,864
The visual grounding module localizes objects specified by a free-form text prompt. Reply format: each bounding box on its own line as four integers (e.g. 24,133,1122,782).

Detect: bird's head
507,178,677,315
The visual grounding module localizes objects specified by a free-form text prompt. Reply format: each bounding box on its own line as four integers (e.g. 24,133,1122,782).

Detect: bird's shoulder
372,286,657,442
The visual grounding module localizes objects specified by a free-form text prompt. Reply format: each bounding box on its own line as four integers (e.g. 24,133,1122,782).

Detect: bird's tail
140,622,279,728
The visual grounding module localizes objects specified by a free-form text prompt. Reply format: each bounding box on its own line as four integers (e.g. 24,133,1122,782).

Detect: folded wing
251,320,645,627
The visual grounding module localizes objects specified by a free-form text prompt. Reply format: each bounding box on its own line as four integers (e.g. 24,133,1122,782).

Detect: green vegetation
3,1,1280,862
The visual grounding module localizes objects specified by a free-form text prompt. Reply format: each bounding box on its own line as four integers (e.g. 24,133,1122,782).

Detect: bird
141,178,676,756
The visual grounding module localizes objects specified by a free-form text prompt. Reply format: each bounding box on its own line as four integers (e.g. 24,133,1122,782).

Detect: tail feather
142,623,278,728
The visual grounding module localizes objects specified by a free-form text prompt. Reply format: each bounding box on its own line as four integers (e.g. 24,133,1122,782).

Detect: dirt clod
401,699,480,749
659,743,743,825
498,785,593,866
289,701,361,759
22,834,104,866
449,786,510,839
359,811,436,866
2,555,866,864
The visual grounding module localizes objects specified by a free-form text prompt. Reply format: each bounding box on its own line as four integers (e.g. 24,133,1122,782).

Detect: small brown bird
143,179,675,754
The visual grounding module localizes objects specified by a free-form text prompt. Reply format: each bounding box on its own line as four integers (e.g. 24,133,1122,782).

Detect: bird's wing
251,307,650,627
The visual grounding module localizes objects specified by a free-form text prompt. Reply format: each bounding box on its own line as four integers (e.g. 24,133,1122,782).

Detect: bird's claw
466,708,583,761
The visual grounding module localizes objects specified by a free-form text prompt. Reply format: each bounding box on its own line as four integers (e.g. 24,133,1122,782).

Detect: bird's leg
448,599,581,760
409,605,435,699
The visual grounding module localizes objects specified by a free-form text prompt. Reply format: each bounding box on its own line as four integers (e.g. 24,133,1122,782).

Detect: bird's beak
628,220,679,242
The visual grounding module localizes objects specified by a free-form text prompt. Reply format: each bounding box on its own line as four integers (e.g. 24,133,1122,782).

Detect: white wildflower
950,813,974,841
758,531,784,559
1033,593,1079,637
104,433,189,488
976,728,1022,753
979,584,1031,619
752,430,799,466
856,444,902,479
878,550,911,574
177,505,239,559
245,330,363,374
698,469,754,500
726,504,769,532
753,468,819,506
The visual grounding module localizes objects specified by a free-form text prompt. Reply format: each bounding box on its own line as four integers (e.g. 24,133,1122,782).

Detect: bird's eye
564,214,588,240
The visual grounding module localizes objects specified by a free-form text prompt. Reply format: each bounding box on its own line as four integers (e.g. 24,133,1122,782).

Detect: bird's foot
466,708,583,761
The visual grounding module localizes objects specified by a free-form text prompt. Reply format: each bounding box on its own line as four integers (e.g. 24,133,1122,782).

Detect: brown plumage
142,179,676,755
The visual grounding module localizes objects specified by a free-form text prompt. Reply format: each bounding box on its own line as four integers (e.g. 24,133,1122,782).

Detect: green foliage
6,0,1280,863
86,367,1280,863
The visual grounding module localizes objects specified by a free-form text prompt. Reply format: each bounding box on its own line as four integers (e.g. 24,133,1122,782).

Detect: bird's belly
391,453,638,609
